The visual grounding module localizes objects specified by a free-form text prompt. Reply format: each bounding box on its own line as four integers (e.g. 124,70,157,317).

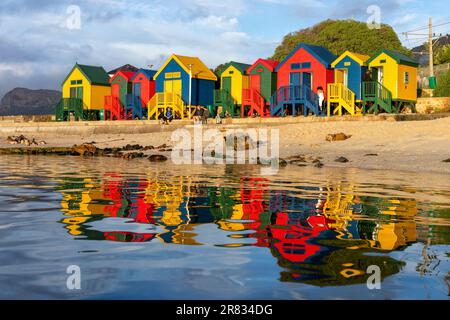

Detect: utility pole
429,17,434,96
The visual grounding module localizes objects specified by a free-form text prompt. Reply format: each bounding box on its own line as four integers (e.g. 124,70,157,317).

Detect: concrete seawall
0,114,449,135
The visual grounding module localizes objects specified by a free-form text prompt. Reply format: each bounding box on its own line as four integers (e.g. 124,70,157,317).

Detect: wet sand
1,117,449,174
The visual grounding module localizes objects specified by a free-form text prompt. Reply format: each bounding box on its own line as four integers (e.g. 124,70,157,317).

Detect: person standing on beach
317,86,325,112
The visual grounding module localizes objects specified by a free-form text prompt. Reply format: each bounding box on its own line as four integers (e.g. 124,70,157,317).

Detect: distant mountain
412,35,450,66
0,88,61,116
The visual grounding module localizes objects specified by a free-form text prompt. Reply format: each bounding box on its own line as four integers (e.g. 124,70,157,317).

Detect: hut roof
154,54,218,81
368,49,419,67
64,64,110,86
275,43,337,70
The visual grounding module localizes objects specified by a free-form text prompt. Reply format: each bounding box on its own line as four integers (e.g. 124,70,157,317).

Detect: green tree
434,68,450,97
434,45,450,65
271,19,410,61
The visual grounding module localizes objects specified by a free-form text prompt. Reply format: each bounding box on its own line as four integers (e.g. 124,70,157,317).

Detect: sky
0,0,449,97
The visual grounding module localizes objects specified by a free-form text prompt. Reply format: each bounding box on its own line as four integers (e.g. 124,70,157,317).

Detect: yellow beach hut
214,61,251,117
57,63,111,121
363,49,419,114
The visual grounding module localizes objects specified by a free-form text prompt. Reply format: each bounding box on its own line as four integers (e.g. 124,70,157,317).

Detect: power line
401,21,450,34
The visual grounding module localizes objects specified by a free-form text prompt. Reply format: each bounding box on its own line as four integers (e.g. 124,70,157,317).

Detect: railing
270,85,321,116
327,83,356,116
214,89,235,116
125,94,145,119
55,98,84,121
362,81,393,112
147,92,187,119
242,88,266,117
214,89,234,106
104,96,122,120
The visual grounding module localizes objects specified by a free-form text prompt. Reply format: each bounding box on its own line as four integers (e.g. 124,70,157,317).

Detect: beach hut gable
110,70,136,84
131,69,157,82
275,43,337,71
154,54,217,81
220,61,252,76
247,59,279,74
331,51,370,68
62,64,110,87
367,49,419,68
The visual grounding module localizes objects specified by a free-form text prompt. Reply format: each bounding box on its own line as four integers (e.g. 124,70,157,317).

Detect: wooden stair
270,85,323,117
104,96,123,120
242,88,269,118
55,98,85,121
362,81,393,114
147,93,191,120
327,83,360,116
214,89,236,117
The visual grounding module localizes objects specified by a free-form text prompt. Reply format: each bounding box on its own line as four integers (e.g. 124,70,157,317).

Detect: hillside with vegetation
271,19,410,61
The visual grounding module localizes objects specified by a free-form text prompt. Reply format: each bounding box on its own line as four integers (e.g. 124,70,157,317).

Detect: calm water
0,155,449,300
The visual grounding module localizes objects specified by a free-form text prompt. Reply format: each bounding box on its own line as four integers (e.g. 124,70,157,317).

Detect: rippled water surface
0,155,449,299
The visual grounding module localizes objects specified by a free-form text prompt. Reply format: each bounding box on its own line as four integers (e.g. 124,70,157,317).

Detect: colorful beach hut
363,49,418,114
215,61,251,117
125,69,157,120
151,54,217,120
328,51,369,116
242,59,279,118
271,43,336,117
104,70,136,120
57,63,111,121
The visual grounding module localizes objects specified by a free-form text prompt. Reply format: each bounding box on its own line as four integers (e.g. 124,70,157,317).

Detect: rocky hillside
0,88,61,116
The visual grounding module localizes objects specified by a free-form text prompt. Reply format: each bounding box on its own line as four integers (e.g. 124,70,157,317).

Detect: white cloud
191,15,239,30
392,13,417,26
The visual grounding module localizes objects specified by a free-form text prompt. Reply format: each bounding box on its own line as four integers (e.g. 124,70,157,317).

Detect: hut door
377,67,384,84
134,83,141,106
112,84,120,98
301,72,312,90
222,77,232,94
76,87,83,100
250,74,261,92
335,69,348,86
290,72,301,87
164,80,182,97
70,87,83,100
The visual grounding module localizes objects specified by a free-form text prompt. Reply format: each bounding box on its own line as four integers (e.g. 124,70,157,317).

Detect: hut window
380,59,386,64
404,71,409,84
301,62,311,69
344,62,351,67
292,62,311,69
71,80,82,85
257,68,263,73
229,71,234,74
165,72,181,79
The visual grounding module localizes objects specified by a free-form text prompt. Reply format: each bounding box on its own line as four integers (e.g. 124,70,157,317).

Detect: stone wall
0,115,55,122
416,97,450,114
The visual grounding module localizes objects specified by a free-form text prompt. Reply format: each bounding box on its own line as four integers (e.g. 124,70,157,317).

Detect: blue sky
0,0,449,97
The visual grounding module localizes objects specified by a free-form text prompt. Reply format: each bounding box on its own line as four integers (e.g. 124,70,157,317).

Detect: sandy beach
1,116,449,174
